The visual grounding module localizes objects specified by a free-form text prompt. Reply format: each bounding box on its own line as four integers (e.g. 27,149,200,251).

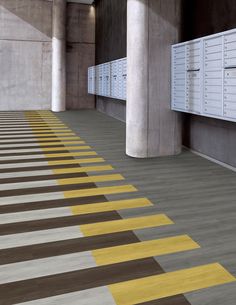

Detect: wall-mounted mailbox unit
88,58,127,101
88,66,96,95
172,28,236,122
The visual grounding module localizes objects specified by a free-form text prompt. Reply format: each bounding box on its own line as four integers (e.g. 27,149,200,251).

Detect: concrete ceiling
67,0,94,4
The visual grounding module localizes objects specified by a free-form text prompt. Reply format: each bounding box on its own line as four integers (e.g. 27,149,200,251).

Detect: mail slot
174,52,185,60
187,79,200,87
187,95,201,103
187,84,200,91
205,71,222,78
174,64,185,72
224,41,236,51
224,69,236,78
225,58,236,67
187,71,200,78
174,85,185,93
187,64,200,71
224,101,236,111
204,92,222,100
174,79,185,86
205,85,222,93
186,53,200,60
224,93,236,102
173,102,185,110
173,96,186,103
173,45,185,54
205,44,222,54
186,42,200,52
204,100,222,108
224,78,236,86
224,49,236,58
205,53,222,61
204,78,222,86
187,104,201,113
224,86,236,94
224,32,236,44
174,72,185,80
174,89,185,97
224,109,236,119
205,60,222,71
204,36,222,47
204,106,222,116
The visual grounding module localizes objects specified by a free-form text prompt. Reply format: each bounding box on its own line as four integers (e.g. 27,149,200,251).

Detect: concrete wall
0,0,52,110
96,97,126,122
95,0,127,121
182,0,236,167
0,0,95,111
66,3,95,109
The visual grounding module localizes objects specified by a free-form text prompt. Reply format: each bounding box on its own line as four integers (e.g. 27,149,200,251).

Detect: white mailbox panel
98,65,104,96
95,65,100,95
103,63,111,97
88,66,96,94
117,59,123,100
88,67,92,94
172,44,186,111
88,58,127,101
172,27,236,123
121,58,127,100
111,60,119,99
223,33,236,119
203,35,223,117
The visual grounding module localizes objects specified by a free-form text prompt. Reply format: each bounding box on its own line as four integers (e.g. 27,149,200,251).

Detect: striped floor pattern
0,110,235,305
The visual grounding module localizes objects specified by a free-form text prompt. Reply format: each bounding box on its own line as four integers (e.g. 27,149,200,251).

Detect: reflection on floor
0,110,235,305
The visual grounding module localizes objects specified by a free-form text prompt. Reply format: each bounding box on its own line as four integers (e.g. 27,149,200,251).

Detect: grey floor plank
57,110,236,305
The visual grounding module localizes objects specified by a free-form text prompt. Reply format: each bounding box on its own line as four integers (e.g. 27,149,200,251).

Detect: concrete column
126,0,182,158
52,0,66,112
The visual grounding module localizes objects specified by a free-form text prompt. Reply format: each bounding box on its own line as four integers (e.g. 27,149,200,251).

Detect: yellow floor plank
80,214,173,237
64,185,137,200
109,263,236,305
93,235,200,266
57,174,124,185
71,197,152,215
53,165,113,174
